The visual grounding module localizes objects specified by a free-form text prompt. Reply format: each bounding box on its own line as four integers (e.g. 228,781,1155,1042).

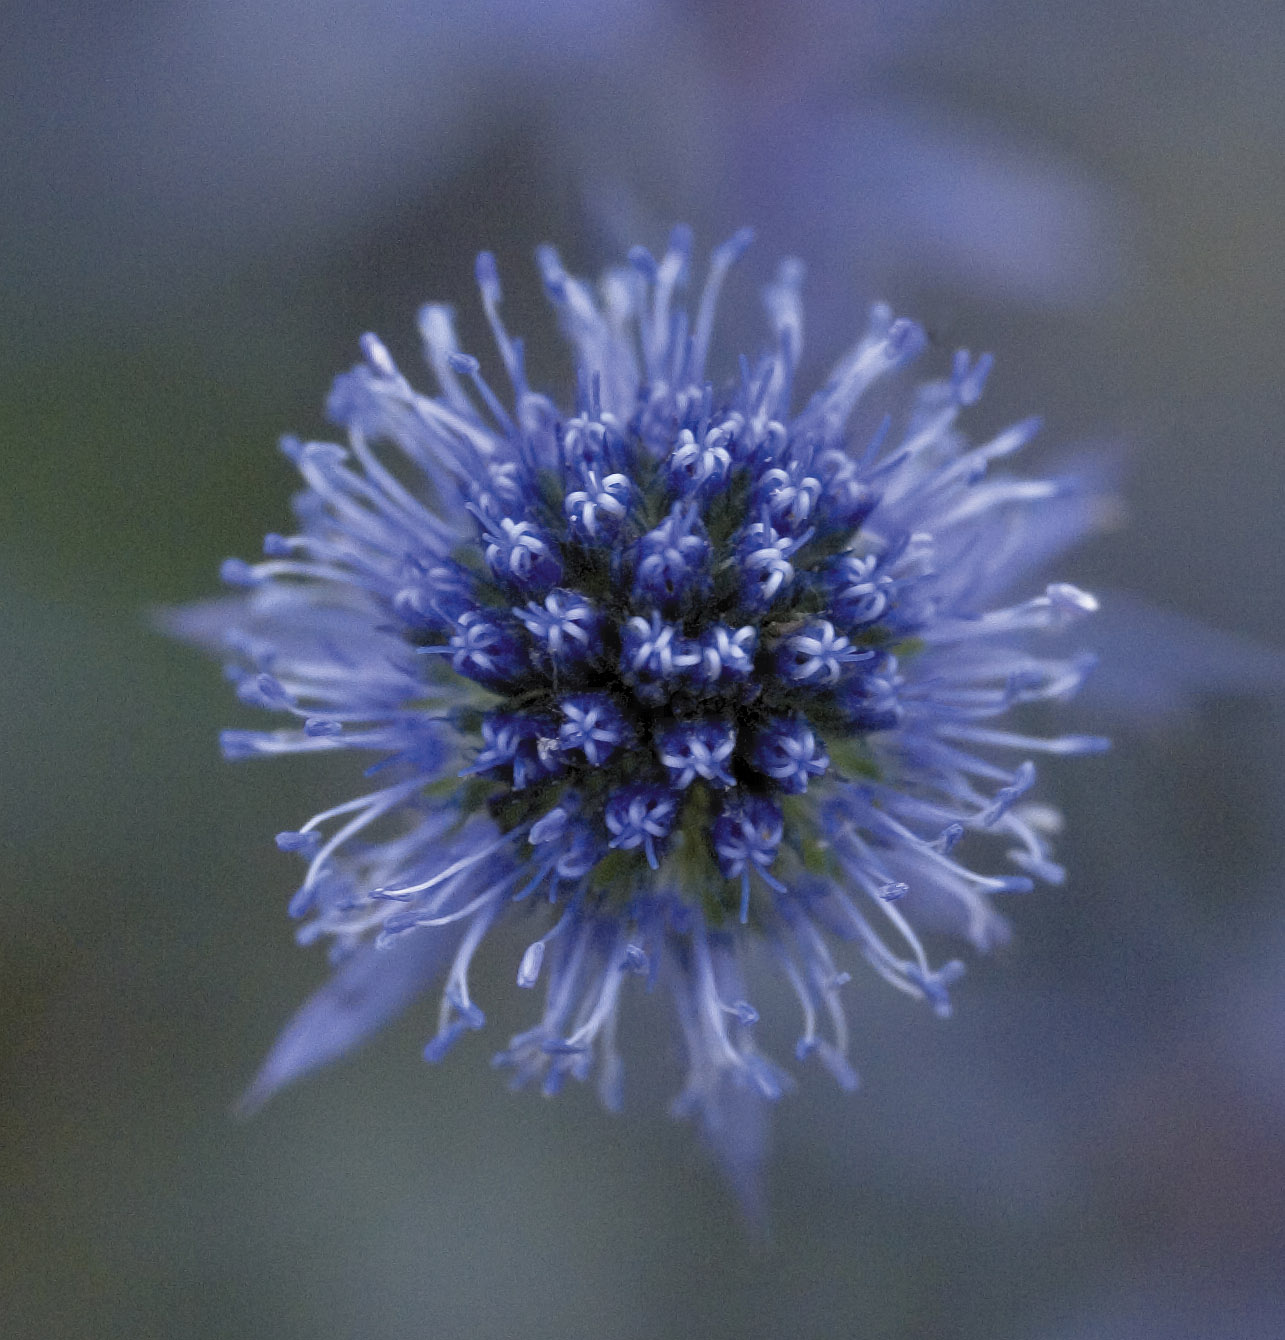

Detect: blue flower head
177,227,1107,1206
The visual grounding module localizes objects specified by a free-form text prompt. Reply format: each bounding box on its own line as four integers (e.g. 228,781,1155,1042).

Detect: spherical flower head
177,225,1108,1207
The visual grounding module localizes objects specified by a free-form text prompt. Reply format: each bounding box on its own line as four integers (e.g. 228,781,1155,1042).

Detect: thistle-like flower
177,227,1107,1197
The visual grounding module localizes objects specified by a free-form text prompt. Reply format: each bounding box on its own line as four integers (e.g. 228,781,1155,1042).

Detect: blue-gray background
4,3,1284,1337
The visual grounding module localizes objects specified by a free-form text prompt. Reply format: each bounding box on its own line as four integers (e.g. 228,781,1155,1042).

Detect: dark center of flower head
410,361,908,925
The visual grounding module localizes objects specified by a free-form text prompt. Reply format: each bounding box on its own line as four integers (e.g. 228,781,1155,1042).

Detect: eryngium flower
178,227,1107,1193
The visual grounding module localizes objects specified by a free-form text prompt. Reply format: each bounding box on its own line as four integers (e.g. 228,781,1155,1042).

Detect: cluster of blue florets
399,344,927,922
189,227,1106,1190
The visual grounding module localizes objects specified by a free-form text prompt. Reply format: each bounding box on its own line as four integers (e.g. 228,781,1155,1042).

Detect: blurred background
3,1,1284,1336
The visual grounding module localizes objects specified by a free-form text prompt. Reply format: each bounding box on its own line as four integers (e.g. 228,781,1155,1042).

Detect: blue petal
839,101,1128,306
235,930,450,1116
691,1077,773,1230
1083,591,1285,719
